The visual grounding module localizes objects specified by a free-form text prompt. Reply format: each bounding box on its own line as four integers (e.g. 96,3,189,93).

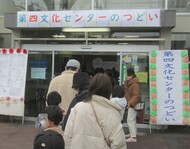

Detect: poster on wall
0,48,28,117
149,50,190,125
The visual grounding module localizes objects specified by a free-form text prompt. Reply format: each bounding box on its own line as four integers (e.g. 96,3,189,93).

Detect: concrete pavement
0,116,190,149
0,117,38,149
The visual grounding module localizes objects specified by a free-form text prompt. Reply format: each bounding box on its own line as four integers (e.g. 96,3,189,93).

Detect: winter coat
125,77,141,108
62,85,89,130
110,97,127,120
45,126,64,138
47,70,78,111
64,95,127,149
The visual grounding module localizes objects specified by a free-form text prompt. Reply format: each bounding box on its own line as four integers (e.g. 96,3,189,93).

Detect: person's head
104,69,115,87
112,85,125,98
72,72,90,91
33,130,65,149
95,68,104,74
88,72,94,80
104,69,113,77
85,73,112,101
46,91,61,106
126,68,136,81
65,59,80,71
43,105,63,126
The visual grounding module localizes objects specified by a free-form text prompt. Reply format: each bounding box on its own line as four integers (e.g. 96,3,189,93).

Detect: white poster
0,48,28,116
31,67,46,79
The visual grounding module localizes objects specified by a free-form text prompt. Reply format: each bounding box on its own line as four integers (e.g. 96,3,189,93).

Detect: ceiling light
118,43,128,45
62,28,110,32
125,35,139,38
52,34,66,38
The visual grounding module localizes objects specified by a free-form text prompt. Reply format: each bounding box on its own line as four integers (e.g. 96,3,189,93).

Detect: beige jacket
47,70,78,111
64,95,127,149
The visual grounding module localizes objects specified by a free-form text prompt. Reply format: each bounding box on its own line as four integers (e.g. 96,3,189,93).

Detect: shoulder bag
134,99,144,111
90,102,110,147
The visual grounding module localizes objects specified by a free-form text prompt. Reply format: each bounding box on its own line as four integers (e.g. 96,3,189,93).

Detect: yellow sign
136,72,148,83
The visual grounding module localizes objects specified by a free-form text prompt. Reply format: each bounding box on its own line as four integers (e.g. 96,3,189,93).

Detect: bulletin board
0,48,28,117
149,50,190,125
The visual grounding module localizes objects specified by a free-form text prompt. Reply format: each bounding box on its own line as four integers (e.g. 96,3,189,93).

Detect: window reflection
171,34,190,49
0,0,20,15
94,0,164,10
168,0,190,13
0,0,188,13
13,0,25,10
9,0,167,11
0,34,11,48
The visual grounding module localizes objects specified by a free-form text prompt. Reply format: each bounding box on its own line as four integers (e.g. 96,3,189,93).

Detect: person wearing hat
47,59,80,114
124,68,141,143
33,106,65,149
33,129,65,149
62,72,90,130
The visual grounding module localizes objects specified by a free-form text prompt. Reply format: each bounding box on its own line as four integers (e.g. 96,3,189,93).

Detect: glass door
24,51,52,117
121,52,150,124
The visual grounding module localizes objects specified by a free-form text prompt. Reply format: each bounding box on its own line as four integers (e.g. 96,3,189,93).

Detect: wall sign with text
17,9,160,28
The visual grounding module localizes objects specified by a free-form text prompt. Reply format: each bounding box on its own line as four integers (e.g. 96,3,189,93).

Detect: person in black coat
62,72,90,130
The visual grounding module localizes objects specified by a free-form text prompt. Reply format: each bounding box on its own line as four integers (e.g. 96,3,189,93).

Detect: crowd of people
33,59,141,149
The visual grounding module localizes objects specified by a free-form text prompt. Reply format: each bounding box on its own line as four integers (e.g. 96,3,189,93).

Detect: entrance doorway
23,44,157,125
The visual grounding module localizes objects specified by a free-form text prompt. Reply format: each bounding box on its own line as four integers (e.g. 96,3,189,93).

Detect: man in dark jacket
62,72,90,130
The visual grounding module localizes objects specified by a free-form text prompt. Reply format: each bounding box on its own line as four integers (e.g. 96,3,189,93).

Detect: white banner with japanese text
17,9,160,28
149,50,190,125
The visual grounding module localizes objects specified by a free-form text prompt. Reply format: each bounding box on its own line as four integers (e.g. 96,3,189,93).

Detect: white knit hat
66,59,80,68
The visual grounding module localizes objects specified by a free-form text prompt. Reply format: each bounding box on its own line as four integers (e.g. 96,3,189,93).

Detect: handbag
134,101,144,111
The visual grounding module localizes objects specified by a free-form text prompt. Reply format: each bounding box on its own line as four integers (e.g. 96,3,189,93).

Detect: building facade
1,0,190,126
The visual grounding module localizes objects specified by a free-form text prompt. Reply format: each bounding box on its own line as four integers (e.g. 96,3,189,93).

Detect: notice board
0,48,28,116
149,50,190,125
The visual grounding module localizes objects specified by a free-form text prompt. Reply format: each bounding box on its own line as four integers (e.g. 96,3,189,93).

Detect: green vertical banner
122,63,128,84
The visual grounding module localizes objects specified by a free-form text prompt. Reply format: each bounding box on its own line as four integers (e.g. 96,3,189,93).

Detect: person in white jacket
110,85,127,121
64,73,127,149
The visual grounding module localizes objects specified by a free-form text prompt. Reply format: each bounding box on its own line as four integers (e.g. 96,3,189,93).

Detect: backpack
33,130,65,149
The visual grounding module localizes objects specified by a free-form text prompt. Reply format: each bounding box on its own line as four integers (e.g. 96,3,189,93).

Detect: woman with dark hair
125,68,141,143
64,73,126,149
62,72,90,130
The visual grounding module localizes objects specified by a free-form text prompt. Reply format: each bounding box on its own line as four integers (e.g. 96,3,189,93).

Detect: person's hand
126,103,130,109
63,109,67,116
